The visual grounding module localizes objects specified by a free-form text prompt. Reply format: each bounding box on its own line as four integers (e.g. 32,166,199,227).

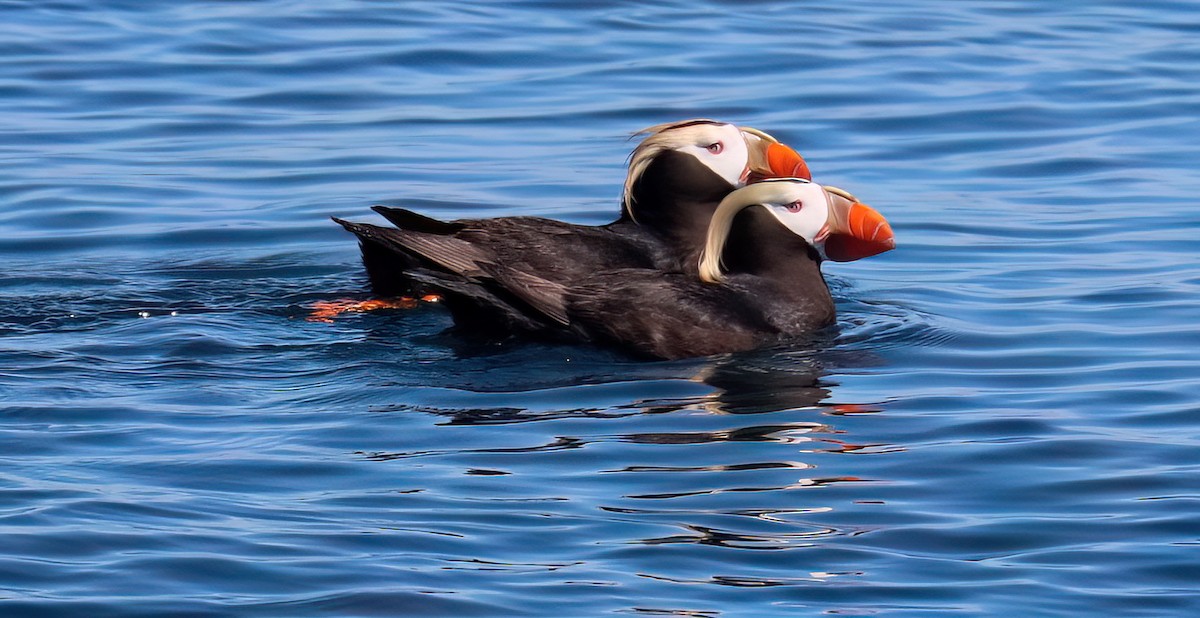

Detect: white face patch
676,123,751,187
761,181,831,246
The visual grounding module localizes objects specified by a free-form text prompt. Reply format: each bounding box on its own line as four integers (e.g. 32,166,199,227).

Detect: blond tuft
621,119,725,222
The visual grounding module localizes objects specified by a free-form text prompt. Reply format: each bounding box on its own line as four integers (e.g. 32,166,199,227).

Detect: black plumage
479,205,837,359
328,123,872,358
335,146,737,293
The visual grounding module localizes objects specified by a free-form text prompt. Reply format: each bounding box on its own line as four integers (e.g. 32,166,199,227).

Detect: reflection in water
357,348,895,598
360,435,587,461
636,522,843,549
626,607,721,618
623,476,869,501
607,461,812,473
441,558,583,573
638,572,863,587
691,351,833,414
620,423,831,445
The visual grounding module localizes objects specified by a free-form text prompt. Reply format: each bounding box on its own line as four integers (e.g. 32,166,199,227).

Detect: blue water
2,1,1198,615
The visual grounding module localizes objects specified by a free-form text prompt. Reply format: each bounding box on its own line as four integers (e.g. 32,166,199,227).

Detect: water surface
2,1,1199,615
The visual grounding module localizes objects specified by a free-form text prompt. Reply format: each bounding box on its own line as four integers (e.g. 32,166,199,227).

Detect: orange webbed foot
307,295,440,322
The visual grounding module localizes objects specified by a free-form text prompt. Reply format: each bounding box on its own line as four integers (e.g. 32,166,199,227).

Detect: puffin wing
477,264,571,326
469,264,782,359
404,268,550,334
564,272,775,359
371,205,465,235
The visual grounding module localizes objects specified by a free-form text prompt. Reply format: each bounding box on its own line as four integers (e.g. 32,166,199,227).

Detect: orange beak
765,142,811,179
745,139,811,182
821,189,895,262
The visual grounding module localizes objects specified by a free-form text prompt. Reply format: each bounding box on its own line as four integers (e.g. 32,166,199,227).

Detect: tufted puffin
414,178,895,359
333,120,811,305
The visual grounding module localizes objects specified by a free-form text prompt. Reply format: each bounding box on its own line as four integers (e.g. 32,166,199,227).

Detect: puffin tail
333,217,425,297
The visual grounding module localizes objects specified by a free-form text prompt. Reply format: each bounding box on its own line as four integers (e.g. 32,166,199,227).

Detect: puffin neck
720,207,825,284
626,150,736,250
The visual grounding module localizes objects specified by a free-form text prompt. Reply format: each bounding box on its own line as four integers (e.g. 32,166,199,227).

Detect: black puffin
333,120,810,304
425,178,896,359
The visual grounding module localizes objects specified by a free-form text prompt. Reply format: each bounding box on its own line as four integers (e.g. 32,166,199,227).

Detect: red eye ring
785,201,803,213
706,142,724,154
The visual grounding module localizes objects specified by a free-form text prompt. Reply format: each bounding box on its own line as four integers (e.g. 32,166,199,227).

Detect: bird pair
334,119,894,359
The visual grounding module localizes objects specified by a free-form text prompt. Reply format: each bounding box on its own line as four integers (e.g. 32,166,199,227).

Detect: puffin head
622,119,810,223
698,178,895,283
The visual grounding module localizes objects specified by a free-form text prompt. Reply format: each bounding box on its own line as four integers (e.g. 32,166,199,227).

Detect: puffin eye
706,142,724,154
784,201,803,213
